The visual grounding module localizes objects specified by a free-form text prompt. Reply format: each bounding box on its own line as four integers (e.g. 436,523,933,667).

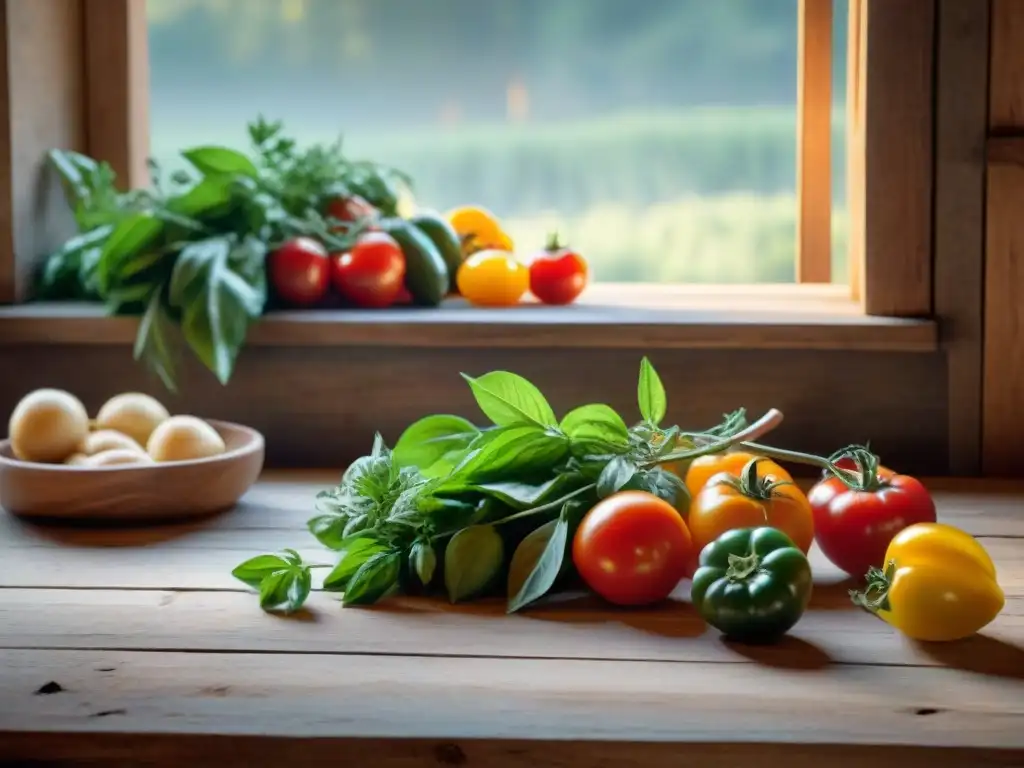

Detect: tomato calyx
849,560,896,613
544,231,567,253
714,457,793,502
827,445,891,492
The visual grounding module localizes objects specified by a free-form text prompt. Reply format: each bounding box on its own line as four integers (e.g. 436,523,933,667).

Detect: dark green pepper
690,526,812,644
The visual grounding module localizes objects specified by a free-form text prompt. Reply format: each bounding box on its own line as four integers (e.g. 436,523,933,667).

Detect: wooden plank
1,736,1020,768
846,0,866,300
0,0,87,303
985,0,1024,477
0,650,1022,750
0,345,952,474
82,0,149,189
988,134,1024,165
933,0,990,476
796,0,833,283
0,587,1019,670
855,0,936,317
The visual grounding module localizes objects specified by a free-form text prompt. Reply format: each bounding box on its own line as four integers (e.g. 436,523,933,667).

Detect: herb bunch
35,117,411,391
232,357,784,615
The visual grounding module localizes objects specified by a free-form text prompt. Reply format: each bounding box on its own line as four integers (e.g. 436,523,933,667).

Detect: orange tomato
683,451,791,500
445,205,514,255
689,469,814,555
456,249,529,307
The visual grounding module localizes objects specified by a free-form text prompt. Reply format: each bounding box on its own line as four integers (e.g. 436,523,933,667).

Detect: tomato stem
726,551,761,581
737,441,833,469
826,445,891,492
848,561,896,613
654,409,784,466
486,483,597,528
545,231,564,252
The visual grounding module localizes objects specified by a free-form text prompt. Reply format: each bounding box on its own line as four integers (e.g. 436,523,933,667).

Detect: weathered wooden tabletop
0,473,1022,768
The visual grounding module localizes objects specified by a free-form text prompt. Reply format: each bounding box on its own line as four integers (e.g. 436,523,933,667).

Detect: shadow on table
914,634,1024,680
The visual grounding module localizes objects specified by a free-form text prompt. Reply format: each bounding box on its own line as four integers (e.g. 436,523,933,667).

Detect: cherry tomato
528,234,589,305
689,467,814,555
456,249,529,307
268,237,330,307
808,450,936,577
573,490,693,606
446,205,514,256
331,231,406,309
325,195,378,227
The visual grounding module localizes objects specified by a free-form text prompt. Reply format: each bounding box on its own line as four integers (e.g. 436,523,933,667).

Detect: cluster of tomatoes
569,450,1003,644
448,206,590,308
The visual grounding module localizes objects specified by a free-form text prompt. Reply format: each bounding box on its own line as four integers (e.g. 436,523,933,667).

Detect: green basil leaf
167,175,236,219
597,456,638,498
443,426,569,486
418,496,483,532
258,566,311,614
626,467,689,510
49,149,100,203
507,513,569,614
133,291,179,392
182,145,260,179
343,551,401,606
444,524,504,603
462,371,558,428
323,539,389,591
470,474,584,510
307,513,351,550
410,540,438,586
638,356,667,426
393,414,480,471
343,513,370,538
231,553,290,589
176,236,267,385
561,404,631,453
97,213,164,295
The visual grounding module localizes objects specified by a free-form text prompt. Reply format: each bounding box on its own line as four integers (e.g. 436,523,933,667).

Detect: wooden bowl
0,419,265,521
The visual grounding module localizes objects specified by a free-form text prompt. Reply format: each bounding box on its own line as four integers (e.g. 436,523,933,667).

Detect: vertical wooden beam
850,0,936,317
846,0,866,301
83,0,149,190
984,0,1024,476
934,0,989,477
796,0,833,284
0,0,87,304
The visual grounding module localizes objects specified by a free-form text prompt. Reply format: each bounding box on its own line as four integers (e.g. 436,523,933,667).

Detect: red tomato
331,231,406,308
528,234,589,305
572,491,693,606
325,195,377,227
268,237,330,306
808,465,937,578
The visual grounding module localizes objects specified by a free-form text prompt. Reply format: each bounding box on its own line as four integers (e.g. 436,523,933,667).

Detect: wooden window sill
0,285,937,352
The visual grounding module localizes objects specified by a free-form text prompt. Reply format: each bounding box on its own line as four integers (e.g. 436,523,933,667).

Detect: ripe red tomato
325,195,377,227
808,460,937,578
528,234,589,305
268,237,330,307
331,231,406,308
572,490,693,606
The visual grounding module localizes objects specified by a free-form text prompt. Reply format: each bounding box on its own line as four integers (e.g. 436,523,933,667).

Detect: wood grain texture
856,0,936,317
934,0,990,475
82,0,149,189
0,0,87,304
985,0,1024,477
0,345,950,473
797,0,833,283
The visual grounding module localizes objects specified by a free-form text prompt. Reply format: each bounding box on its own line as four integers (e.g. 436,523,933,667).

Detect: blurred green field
150,107,848,283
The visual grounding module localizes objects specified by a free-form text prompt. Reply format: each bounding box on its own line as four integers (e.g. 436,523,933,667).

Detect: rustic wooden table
0,473,1022,768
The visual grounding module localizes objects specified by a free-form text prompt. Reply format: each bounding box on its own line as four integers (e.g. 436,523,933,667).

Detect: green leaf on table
231,553,291,589
96,213,164,295
307,513,351,550
561,404,630,456
410,540,438,587
507,508,571,614
596,455,638,498
323,538,389,591
638,356,667,426
393,415,480,471
444,524,504,603
133,290,179,392
170,235,267,385
342,551,401,606
462,371,558,428
182,145,260,180
167,175,237,220
440,426,569,487
258,566,311,614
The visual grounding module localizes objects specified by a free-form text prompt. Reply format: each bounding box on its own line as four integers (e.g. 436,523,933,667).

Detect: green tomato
690,526,813,644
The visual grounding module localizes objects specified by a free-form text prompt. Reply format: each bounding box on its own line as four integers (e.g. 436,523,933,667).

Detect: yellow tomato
446,205,514,255
854,522,1004,642
456,250,529,307
682,451,792,500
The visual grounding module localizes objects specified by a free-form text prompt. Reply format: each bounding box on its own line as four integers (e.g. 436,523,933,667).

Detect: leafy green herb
463,371,559,428
343,551,402,606
410,540,438,587
393,415,480,471
231,550,324,614
507,505,574,613
444,524,505,603
596,456,638,498
323,538,389,591
638,356,667,425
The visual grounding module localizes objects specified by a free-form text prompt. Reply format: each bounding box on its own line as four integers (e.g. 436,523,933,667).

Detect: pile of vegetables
233,358,1006,645
36,118,590,392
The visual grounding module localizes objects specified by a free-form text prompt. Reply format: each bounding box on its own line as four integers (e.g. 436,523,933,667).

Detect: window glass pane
148,0,847,284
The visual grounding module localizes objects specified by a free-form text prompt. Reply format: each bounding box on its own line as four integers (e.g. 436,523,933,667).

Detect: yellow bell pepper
850,522,1004,642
